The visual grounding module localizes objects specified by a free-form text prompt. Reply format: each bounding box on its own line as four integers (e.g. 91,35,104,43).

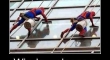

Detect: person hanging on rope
10,7,48,37
60,11,97,38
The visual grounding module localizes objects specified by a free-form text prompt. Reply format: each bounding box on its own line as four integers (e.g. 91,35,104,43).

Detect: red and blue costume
10,7,48,37
60,11,96,38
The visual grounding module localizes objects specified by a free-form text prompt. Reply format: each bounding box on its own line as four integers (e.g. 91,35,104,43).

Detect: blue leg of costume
17,18,25,26
10,18,25,33
70,23,77,31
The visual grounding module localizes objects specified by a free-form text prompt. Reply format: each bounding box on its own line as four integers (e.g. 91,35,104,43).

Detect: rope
60,0,100,53
10,0,44,36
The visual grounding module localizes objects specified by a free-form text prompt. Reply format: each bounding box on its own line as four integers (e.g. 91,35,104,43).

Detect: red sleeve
80,11,88,18
41,12,48,22
90,12,93,19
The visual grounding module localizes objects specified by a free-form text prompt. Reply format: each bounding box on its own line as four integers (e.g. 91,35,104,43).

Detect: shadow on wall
27,24,50,48
10,24,50,48
64,27,99,47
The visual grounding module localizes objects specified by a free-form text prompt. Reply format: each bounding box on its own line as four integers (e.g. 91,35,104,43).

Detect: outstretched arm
41,12,48,23
90,12,95,26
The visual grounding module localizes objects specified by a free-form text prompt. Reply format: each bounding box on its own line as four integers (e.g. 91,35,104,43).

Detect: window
10,2,21,9
48,8,85,18
19,1,55,8
10,10,48,20
55,0,91,7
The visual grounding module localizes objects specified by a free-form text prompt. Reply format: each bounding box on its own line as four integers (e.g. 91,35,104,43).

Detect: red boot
10,24,18,33
79,29,86,37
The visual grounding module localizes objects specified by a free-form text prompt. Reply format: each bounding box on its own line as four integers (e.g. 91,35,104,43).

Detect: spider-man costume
60,11,96,38
10,7,48,37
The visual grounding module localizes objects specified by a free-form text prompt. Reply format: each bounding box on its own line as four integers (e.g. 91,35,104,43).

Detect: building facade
10,0,100,53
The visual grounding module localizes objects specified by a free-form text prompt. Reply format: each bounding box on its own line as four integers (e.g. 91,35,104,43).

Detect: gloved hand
60,32,64,38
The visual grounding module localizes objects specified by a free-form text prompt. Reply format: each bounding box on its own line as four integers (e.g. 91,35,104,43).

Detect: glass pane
10,2,16,7
19,1,42,8
86,7,100,17
48,8,85,18
21,40,59,48
10,10,48,20
10,42,21,49
19,19,100,48
40,1,55,7
55,0,91,7
10,2,21,9
91,0,100,5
